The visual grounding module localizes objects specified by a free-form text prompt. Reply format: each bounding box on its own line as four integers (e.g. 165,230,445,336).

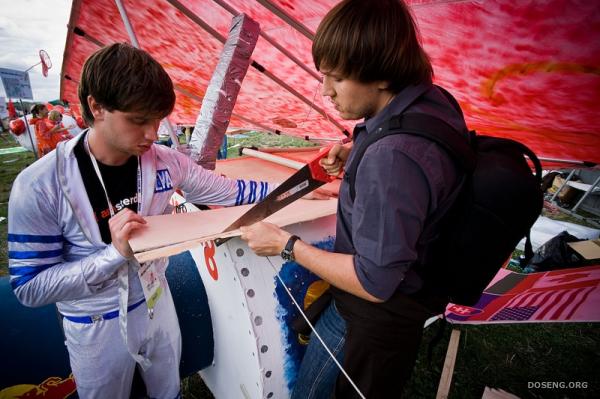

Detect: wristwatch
281,235,301,262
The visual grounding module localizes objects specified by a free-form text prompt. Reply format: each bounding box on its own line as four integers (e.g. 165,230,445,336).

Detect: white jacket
8,133,272,318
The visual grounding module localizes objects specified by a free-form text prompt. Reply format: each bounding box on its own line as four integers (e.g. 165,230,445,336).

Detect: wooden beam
436,328,461,399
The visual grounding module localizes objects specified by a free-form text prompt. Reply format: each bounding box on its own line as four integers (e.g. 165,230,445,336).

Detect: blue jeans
291,301,346,399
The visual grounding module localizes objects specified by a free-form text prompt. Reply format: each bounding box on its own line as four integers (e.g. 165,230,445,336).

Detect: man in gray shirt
241,0,468,397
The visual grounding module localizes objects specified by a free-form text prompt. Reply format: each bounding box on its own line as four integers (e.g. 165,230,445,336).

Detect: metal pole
571,175,600,212
19,99,38,160
255,0,315,41
24,62,42,73
211,0,321,82
114,0,180,146
538,156,597,168
162,118,179,147
114,0,140,47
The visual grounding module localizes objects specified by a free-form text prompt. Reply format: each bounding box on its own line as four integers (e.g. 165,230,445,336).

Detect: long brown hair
312,0,433,92
30,104,47,118
78,43,175,126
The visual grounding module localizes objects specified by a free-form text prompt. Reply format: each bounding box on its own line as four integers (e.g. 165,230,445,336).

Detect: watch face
281,249,293,261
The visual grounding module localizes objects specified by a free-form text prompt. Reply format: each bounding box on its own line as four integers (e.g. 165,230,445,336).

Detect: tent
60,0,600,164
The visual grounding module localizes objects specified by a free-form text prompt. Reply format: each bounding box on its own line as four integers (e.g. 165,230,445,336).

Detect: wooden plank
435,329,461,399
130,205,249,252
130,198,338,263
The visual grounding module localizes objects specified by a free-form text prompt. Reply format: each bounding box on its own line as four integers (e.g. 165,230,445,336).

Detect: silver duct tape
189,13,260,169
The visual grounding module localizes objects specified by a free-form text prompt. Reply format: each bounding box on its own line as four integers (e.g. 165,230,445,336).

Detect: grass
225,130,317,159
181,322,599,399
405,322,599,398
0,132,36,276
1,131,598,398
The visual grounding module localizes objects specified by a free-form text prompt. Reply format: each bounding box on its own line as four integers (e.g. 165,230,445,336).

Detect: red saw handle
307,146,337,183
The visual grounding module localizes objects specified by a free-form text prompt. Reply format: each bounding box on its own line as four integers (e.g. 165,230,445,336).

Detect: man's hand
320,144,351,176
240,222,291,257
109,208,147,258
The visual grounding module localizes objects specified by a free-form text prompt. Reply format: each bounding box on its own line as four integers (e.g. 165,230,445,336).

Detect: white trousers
63,292,182,399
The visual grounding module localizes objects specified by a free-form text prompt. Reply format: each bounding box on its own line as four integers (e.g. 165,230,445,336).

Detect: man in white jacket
8,43,274,398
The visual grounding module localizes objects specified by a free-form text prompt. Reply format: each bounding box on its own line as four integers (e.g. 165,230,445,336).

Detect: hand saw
214,147,335,246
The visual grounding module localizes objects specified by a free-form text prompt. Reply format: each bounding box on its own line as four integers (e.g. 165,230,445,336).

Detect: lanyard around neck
83,133,152,371
84,133,142,217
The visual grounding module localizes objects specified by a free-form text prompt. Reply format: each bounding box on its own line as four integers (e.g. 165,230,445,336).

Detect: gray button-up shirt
334,83,468,301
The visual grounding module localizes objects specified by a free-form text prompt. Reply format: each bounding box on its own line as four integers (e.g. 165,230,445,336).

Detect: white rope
266,256,366,399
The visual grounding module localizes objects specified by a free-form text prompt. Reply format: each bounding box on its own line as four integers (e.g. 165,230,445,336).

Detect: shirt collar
357,82,433,136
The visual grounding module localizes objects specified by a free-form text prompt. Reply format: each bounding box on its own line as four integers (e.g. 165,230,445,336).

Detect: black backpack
345,89,543,306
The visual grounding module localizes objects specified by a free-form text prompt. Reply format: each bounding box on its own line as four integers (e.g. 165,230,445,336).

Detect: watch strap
281,235,301,261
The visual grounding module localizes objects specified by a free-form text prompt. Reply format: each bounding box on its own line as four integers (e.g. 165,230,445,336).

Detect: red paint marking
203,241,219,281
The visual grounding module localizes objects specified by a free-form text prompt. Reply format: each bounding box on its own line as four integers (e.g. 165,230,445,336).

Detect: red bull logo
0,375,76,399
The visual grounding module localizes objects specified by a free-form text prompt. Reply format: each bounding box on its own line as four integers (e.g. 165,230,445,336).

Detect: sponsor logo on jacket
155,169,173,193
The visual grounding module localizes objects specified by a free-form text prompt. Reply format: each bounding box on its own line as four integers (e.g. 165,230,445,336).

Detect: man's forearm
292,240,383,303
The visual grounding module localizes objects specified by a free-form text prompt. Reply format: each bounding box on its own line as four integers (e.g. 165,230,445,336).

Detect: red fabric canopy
60,0,600,164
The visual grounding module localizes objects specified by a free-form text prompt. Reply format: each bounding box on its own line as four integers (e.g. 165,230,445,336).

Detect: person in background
48,109,74,146
240,0,469,397
30,104,72,156
30,103,53,156
8,43,279,398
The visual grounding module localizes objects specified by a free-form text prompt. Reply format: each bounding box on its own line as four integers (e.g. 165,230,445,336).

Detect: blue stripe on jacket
258,182,263,201
260,182,268,201
236,179,246,206
9,263,59,289
248,181,257,204
8,249,63,260
8,234,63,243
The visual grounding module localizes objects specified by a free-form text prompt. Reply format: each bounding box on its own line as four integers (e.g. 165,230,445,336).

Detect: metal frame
549,169,600,227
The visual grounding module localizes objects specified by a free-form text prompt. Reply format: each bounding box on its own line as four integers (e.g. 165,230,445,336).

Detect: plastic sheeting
517,215,600,252
60,0,600,164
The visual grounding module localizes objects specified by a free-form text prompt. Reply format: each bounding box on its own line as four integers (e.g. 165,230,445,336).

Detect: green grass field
0,133,36,275
1,131,598,398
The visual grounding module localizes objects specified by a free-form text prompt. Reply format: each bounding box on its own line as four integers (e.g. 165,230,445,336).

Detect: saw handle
308,146,337,183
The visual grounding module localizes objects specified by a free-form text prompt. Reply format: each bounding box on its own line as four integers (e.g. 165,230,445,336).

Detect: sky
0,0,72,102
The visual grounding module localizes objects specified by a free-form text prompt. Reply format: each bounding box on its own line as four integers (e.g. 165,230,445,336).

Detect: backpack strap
391,114,476,171
435,85,464,118
346,113,475,202
507,140,543,182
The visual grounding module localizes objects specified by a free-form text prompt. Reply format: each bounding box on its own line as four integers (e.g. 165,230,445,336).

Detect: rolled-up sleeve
351,140,431,300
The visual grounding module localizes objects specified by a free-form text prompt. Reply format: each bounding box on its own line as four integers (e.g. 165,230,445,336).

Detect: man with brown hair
240,0,469,397
8,43,275,398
